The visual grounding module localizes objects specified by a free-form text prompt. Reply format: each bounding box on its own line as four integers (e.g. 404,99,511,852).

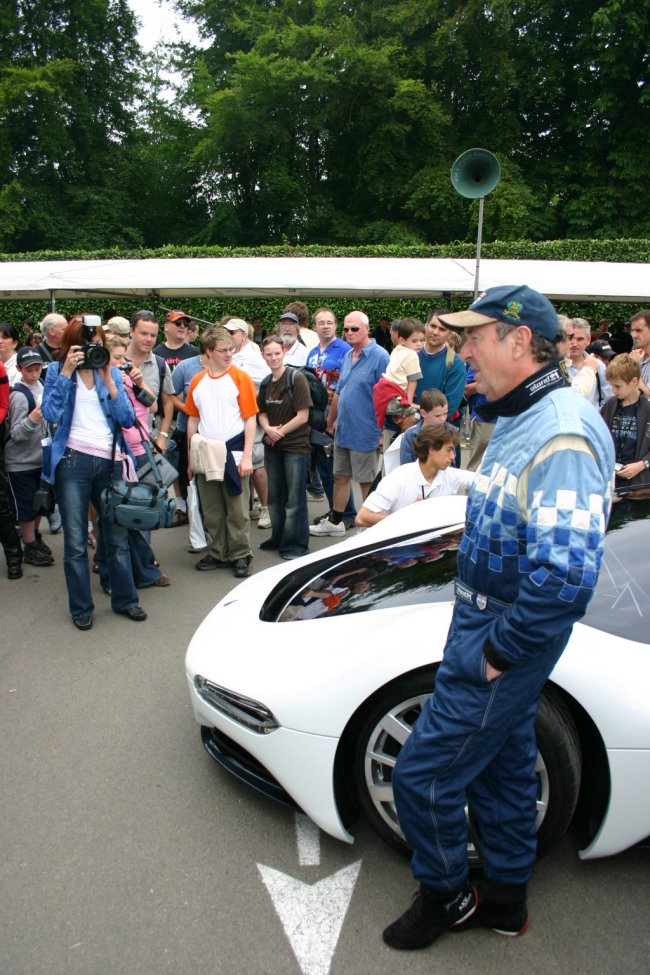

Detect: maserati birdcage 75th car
185,494,650,861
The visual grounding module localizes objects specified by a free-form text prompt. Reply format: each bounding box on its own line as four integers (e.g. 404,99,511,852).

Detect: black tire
352,671,582,862
534,685,582,857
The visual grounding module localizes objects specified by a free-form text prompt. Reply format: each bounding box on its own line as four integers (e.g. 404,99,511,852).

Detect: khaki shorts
333,445,380,484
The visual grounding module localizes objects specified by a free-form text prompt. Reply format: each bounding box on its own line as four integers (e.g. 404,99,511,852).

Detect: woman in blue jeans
257,336,311,559
42,317,146,630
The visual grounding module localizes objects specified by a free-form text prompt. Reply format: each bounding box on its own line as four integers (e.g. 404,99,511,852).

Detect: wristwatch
158,431,169,439
643,458,649,470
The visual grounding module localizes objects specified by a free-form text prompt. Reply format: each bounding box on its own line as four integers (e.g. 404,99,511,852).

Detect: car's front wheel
353,670,582,862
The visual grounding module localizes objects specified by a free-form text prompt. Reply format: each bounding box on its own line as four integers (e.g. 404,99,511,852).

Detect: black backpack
259,366,328,433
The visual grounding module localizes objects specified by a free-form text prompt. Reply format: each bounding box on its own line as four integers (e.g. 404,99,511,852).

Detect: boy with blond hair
601,353,650,492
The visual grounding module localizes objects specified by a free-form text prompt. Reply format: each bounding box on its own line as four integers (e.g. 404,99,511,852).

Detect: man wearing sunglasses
311,310,389,536
155,311,200,374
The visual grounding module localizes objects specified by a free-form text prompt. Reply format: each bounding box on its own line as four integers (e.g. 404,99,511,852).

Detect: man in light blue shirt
306,308,353,515
310,310,389,537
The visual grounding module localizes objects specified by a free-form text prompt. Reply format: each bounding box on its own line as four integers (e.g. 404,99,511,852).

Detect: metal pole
50,290,56,312
473,196,484,300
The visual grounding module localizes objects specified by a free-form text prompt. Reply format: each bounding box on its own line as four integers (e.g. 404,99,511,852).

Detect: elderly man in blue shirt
310,310,389,537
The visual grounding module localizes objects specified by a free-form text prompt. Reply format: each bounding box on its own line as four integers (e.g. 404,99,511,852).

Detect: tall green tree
0,0,143,250
127,45,209,247
515,0,650,237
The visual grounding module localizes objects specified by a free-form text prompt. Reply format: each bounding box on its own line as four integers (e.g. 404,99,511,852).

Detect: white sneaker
250,502,261,520
309,517,345,537
257,507,272,529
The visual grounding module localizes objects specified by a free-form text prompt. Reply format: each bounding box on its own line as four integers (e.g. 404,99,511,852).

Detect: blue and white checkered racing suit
394,367,615,892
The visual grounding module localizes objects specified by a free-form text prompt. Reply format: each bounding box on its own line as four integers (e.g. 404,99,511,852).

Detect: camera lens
86,344,110,369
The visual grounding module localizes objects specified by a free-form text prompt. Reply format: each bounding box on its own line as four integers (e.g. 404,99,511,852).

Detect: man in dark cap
384,285,615,951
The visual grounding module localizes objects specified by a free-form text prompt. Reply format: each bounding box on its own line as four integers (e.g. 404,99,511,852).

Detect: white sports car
185,494,650,861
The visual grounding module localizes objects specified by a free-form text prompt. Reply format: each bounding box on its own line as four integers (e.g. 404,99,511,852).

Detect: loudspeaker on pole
451,148,500,199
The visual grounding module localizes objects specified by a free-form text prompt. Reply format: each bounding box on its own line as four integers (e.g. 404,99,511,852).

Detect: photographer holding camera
42,315,147,631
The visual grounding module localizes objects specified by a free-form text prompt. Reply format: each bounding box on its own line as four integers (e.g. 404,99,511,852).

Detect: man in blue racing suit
384,285,615,950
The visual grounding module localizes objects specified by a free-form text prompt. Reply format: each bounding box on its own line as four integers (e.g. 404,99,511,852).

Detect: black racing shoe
383,880,477,950
452,896,528,936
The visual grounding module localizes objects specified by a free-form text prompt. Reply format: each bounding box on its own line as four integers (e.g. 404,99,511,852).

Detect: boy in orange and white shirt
185,326,258,577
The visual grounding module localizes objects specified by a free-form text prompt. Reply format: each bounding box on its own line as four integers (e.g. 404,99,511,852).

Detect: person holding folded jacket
185,325,258,579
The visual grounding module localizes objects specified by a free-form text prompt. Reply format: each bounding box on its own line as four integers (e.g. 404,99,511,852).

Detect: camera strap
109,423,137,482
134,416,167,457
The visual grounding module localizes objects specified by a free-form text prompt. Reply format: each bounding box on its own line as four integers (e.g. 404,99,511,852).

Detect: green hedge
2,238,650,262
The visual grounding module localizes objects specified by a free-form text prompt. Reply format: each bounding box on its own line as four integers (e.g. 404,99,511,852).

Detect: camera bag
101,425,176,531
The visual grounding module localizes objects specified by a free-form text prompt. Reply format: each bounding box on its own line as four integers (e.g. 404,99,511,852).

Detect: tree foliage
178,0,650,245
0,1,142,249
0,0,207,252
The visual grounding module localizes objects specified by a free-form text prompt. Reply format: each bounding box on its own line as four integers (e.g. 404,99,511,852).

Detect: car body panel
185,494,650,859
579,750,650,858
187,675,352,841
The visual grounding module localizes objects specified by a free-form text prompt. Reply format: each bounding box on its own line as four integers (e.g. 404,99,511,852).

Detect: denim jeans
306,449,325,496
264,448,310,557
314,445,356,519
129,452,162,587
95,452,162,589
55,448,139,618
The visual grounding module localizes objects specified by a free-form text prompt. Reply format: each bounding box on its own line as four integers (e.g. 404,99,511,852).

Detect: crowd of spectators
1,301,649,628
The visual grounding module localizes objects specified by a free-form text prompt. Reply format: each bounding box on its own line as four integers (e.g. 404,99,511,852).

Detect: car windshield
584,495,650,644
264,496,650,640
264,525,463,623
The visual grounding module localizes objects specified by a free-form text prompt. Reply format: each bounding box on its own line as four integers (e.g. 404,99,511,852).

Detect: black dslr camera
79,314,110,370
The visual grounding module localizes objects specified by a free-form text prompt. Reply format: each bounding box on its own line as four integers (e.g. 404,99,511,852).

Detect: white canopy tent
0,256,648,304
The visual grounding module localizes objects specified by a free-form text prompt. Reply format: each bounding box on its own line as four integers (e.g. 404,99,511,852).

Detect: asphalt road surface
2,515,649,975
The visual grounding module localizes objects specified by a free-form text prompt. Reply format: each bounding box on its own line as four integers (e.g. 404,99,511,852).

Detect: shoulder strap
153,354,167,395
595,370,603,406
11,382,36,413
153,354,168,416
285,366,295,405
258,373,271,411
445,344,455,372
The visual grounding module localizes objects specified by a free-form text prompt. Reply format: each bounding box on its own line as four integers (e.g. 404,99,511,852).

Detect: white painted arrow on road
257,861,362,975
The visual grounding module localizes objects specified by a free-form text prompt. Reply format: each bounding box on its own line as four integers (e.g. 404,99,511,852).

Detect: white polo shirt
283,341,310,367
364,461,476,516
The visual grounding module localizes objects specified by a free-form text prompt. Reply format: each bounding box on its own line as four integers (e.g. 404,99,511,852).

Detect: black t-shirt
153,343,200,373
258,369,311,453
610,402,638,466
